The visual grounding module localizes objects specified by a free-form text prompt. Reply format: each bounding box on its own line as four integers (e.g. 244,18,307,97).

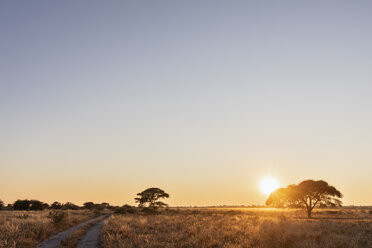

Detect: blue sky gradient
1,1,372,205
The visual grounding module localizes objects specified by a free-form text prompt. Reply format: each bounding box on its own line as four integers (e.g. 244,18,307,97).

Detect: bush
13,200,31,210
165,208,180,214
115,205,136,214
30,200,44,210
13,199,47,210
93,209,102,216
62,202,80,210
48,211,68,226
51,202,62,209
141,207,157,214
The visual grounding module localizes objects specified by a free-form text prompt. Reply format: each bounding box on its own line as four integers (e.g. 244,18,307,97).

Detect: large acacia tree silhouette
135,188,169,208
266,180,342,218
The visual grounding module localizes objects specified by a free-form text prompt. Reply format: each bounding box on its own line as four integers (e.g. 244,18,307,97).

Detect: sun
260,176,279,195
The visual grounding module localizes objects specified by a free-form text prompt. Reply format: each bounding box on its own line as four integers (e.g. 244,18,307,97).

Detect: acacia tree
0,199,4,210
135,188,169,208
266,180,342,218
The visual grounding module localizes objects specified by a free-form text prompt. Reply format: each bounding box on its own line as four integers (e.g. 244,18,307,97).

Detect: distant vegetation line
1,181,368,218
0,199,120,211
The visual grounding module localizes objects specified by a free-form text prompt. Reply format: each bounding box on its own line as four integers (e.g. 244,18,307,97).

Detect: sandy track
76,216,110,248
35,215,106,248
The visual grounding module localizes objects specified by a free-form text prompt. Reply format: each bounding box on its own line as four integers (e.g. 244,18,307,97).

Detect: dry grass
0,210,96,248
101,208,372,248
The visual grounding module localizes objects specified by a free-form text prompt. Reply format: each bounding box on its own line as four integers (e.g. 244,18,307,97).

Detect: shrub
48,211,68,226
83,202,95,210
62,202,80,210
93,209,102,216
51,202,62,209
141,207,157,214
30,200,45,210
13,199,47,210
13,200,31,210
115,205,136,214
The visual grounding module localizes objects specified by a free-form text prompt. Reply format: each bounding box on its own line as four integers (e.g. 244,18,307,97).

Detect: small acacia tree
0,199,4,210
135,188,169,208
266,179,342,218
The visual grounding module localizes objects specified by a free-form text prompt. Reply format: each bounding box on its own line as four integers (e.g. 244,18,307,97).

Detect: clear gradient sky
1,1,372,206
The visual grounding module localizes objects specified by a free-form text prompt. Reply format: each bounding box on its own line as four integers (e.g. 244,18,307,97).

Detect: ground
1,207,372,248
101,207,372,248
0,210,95,248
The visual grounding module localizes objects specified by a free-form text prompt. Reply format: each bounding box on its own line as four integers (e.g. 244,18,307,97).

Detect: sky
1,0,372,206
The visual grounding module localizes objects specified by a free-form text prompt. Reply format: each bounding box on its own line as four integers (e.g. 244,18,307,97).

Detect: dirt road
76,217,109,248
36,215,107,248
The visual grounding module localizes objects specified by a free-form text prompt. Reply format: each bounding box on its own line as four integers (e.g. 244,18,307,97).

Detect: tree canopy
135,187,169,208
13,199,47,211
266,179,342,218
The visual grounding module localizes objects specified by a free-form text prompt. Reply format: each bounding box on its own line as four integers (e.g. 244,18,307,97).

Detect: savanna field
2,207,372,248
0,210,96,248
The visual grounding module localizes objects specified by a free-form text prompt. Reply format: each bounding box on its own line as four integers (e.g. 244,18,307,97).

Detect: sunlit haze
1,1,372,206
260,177,280,195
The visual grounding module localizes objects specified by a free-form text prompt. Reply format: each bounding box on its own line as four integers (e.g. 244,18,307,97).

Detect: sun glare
260,176,279,195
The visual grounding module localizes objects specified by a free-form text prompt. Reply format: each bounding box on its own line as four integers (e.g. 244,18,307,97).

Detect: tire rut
76,216,110,248
35,215,107,248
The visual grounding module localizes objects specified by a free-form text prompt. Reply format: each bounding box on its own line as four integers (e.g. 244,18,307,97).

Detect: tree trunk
307,207,312,218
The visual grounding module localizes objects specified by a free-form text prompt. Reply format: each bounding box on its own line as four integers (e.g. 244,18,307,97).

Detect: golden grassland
0,210,96,248
1,207,371,248
101,208,372,248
